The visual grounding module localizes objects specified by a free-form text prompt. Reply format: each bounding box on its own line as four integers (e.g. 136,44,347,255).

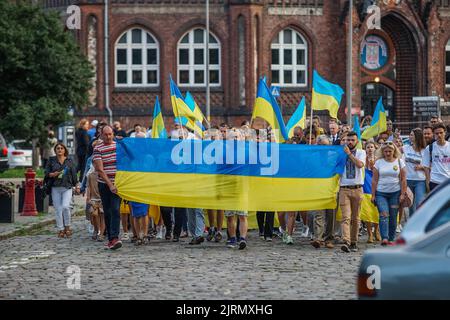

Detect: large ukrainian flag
286,97,307,138
361,97,387,140
311,70,344,119
151,96,167,139
115,138,347,212
251,78,289,143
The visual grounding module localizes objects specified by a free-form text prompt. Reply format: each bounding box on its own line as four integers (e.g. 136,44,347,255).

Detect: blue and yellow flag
311,70,344,119
151,96,167,139
169,75,203,136
286,97,307,138
353,115,363,149
361,97,387,140
360,169,379,223
115,138,347,212
251,78,289,143
185,91,206,138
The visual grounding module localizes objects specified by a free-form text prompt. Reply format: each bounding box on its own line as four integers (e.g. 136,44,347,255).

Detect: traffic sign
412,96,440,117
270,86,280,98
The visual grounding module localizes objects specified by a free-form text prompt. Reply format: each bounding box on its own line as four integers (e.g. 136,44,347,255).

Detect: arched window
271,28,308,87
177,28,221,87
115,28,159,87
446,39,450,88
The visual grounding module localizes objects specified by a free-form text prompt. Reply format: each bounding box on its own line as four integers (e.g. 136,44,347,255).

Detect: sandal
131,235,138,243
57,230,65,238
64,227,73,238
143,236,150,245
135,238,143,246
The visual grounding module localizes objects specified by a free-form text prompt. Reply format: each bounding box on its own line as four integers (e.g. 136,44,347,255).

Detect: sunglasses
382,141,394,146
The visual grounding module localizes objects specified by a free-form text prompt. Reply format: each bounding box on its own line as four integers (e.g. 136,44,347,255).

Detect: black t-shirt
114,129,127,138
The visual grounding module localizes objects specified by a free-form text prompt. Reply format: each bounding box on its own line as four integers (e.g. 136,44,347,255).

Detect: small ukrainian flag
311,70,344,119
286,97,306,138
151,96,167,139
251,77,288,143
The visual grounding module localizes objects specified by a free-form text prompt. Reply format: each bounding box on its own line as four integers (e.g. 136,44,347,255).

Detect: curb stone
0,210,84,241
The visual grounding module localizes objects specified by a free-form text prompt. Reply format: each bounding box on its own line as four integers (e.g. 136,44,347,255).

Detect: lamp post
347,0,353,127
206,0,210,124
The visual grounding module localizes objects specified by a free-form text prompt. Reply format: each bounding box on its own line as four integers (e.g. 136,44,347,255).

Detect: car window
13,141,32,150
419,181,450,208
426,201,450,233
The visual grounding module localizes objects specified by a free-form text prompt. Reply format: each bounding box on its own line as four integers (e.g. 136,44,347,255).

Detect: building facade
43,0,450,131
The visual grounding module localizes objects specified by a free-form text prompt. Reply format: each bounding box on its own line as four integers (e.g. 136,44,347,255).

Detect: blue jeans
98,182,121,241
187,208,205,238
375,190,400,242
407,180,426,217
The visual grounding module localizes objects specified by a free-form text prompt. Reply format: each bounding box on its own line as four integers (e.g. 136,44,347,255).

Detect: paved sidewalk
0,214,375,300
0,192,86,240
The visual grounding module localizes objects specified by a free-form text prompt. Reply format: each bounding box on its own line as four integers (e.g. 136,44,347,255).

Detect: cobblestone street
0,213,376,300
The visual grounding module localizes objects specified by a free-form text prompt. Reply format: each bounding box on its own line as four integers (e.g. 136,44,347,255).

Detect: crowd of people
44,115,450,253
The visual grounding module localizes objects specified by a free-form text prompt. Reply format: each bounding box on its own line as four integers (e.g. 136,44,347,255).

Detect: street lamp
347,0,353,127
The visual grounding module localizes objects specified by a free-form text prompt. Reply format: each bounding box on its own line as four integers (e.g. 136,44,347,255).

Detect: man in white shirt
423,124,450,191
339,131,366,253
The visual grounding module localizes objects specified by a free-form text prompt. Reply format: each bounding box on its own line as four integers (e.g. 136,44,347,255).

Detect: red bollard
21,168,38,216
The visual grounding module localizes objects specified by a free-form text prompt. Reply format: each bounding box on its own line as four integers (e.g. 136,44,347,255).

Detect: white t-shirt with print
374,158,406,193
402,145,426,181
340,149,366,186
423,141,450,184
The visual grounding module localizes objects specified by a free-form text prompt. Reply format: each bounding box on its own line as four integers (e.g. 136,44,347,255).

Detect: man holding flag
339,130,366,253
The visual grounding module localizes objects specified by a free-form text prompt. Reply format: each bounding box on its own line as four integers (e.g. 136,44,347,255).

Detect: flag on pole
286,97,307,138
151,96,167,139
361,97,387,140
169,75,203,137
185,91,206,138
251,78,289,143
311,70,344,119
353,115,363,149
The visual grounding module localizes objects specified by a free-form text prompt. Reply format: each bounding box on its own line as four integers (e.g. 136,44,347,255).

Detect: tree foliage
0,1,93,144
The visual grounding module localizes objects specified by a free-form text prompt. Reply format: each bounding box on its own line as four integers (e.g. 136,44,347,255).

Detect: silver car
397,179,450,245
358,222,450,299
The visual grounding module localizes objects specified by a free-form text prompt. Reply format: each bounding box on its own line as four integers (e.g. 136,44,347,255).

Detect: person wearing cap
88,120,98,140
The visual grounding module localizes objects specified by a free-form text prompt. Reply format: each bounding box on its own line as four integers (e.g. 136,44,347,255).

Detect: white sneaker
122,232,130,241
396,225,402,233
156,226,164,239
301,226,309,238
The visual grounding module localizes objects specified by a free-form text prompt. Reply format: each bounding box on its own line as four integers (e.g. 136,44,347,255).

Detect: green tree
0,1,93,168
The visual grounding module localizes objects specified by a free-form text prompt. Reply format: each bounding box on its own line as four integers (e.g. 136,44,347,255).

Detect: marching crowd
44,115,450,252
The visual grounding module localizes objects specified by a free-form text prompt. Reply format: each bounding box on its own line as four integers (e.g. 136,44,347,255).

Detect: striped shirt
92,141,117,184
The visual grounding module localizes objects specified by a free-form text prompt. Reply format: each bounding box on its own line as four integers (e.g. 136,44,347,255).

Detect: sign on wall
361,35,389,71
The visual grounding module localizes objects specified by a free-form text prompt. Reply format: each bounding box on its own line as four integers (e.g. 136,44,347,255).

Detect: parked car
397,179,450,245
0,133,9,172
7,140,40,168
358,222,450,299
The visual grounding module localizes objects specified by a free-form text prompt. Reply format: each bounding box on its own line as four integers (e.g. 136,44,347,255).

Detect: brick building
43,0,450,131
